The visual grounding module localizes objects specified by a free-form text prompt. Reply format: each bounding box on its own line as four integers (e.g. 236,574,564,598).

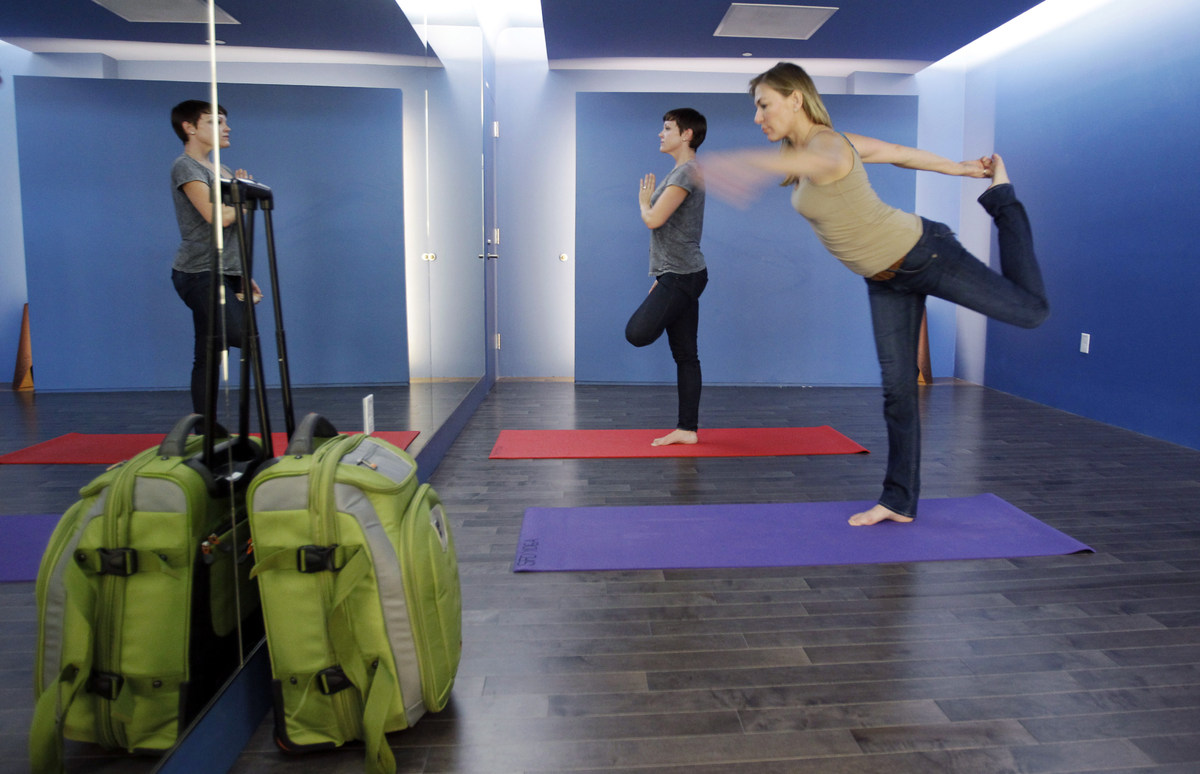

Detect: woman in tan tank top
705,63,1049,528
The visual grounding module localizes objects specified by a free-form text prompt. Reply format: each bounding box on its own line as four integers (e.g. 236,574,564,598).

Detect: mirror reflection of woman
625,108,709,446
168,100,261,416
706,63,1049,526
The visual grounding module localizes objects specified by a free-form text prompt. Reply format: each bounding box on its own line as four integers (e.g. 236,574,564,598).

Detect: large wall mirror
2,0,484,768
403,3,488,460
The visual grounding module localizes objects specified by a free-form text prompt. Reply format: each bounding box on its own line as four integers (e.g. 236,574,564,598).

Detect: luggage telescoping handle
285,412,340,456
199,176,276,466
161,414,230,458
259,202,296,441
222,177,297,443
225,178,275,458
224,176,272,203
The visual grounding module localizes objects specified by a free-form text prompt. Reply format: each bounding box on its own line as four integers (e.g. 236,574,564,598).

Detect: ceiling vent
91,0,239,24
713,3,837,40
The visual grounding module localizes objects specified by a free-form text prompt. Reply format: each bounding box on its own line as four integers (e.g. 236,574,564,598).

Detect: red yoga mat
0,430,419,465
489,426,869,459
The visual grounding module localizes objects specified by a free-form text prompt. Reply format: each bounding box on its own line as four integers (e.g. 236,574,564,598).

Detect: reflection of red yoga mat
0,430,419,465
490,426,868,459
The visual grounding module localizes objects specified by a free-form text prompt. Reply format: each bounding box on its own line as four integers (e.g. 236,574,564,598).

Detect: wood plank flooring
5,381,1200,773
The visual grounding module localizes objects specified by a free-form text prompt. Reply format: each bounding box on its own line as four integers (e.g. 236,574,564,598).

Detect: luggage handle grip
286,412,340,456
160,414,229,457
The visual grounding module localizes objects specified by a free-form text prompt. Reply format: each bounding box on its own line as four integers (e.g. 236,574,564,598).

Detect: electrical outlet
1080,333,1091,354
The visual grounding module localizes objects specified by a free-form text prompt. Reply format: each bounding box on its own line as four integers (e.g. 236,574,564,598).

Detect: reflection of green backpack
247,414,461,774
29,417,259,773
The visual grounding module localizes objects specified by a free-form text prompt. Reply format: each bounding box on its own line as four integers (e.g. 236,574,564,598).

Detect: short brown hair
170,99,227,144
663,107,707,149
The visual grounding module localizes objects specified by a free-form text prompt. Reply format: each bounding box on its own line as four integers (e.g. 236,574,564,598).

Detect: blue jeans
865,184,1048,517
172,269,247,415
625,268,708,432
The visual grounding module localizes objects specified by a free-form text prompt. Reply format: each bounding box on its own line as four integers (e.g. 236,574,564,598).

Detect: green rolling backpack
246,413,462,774
30,417,260,772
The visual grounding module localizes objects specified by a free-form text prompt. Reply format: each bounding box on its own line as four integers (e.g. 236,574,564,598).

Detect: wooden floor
5,381,1200,773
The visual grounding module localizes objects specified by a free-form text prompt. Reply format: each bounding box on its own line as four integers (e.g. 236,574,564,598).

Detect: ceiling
0,0,429,57
540,0,1045,63
1,0,1046,67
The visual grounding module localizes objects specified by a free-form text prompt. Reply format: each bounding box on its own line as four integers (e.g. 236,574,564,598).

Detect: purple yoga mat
513,494,1092,572
1,514,59,582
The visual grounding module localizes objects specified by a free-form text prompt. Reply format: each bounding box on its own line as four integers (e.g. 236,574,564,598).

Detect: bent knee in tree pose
626,107,710,446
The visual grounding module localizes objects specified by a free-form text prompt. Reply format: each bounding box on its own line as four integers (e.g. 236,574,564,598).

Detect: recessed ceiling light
714,3,837,41
91,0,239,24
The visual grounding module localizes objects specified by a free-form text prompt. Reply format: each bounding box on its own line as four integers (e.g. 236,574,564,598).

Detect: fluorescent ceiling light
395,0,542,43
714,3,837,40
91,0,238,24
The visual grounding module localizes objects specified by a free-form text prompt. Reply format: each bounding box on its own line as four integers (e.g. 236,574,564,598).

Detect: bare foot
651,428,698,446
987,153,1010,188
849,503,914,526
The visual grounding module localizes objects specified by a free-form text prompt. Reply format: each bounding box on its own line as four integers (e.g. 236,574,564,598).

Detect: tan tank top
791,142,921,277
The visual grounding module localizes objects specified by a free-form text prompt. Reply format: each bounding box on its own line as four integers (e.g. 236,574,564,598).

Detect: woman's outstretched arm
843,132,991,178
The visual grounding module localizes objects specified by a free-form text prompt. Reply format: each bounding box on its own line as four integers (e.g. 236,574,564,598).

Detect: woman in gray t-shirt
625,108,709,447
168,99,260,415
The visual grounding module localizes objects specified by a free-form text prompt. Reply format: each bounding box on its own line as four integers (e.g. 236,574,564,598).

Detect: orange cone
12,303,33,391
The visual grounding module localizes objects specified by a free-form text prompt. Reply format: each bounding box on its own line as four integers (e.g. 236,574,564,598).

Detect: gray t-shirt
171,154,241,275
648,159,706,276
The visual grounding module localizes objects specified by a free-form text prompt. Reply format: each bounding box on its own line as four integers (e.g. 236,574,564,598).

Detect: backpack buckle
297,544,341,573
96,548,138,577
87,671,125,700
317,666,351,695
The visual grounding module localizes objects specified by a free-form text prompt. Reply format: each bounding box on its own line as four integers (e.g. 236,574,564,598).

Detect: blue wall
575,91,917,386
980,0,1199,450
15,77,408,391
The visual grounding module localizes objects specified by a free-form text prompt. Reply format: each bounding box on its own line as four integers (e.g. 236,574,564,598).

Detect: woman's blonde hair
749,62,833,185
